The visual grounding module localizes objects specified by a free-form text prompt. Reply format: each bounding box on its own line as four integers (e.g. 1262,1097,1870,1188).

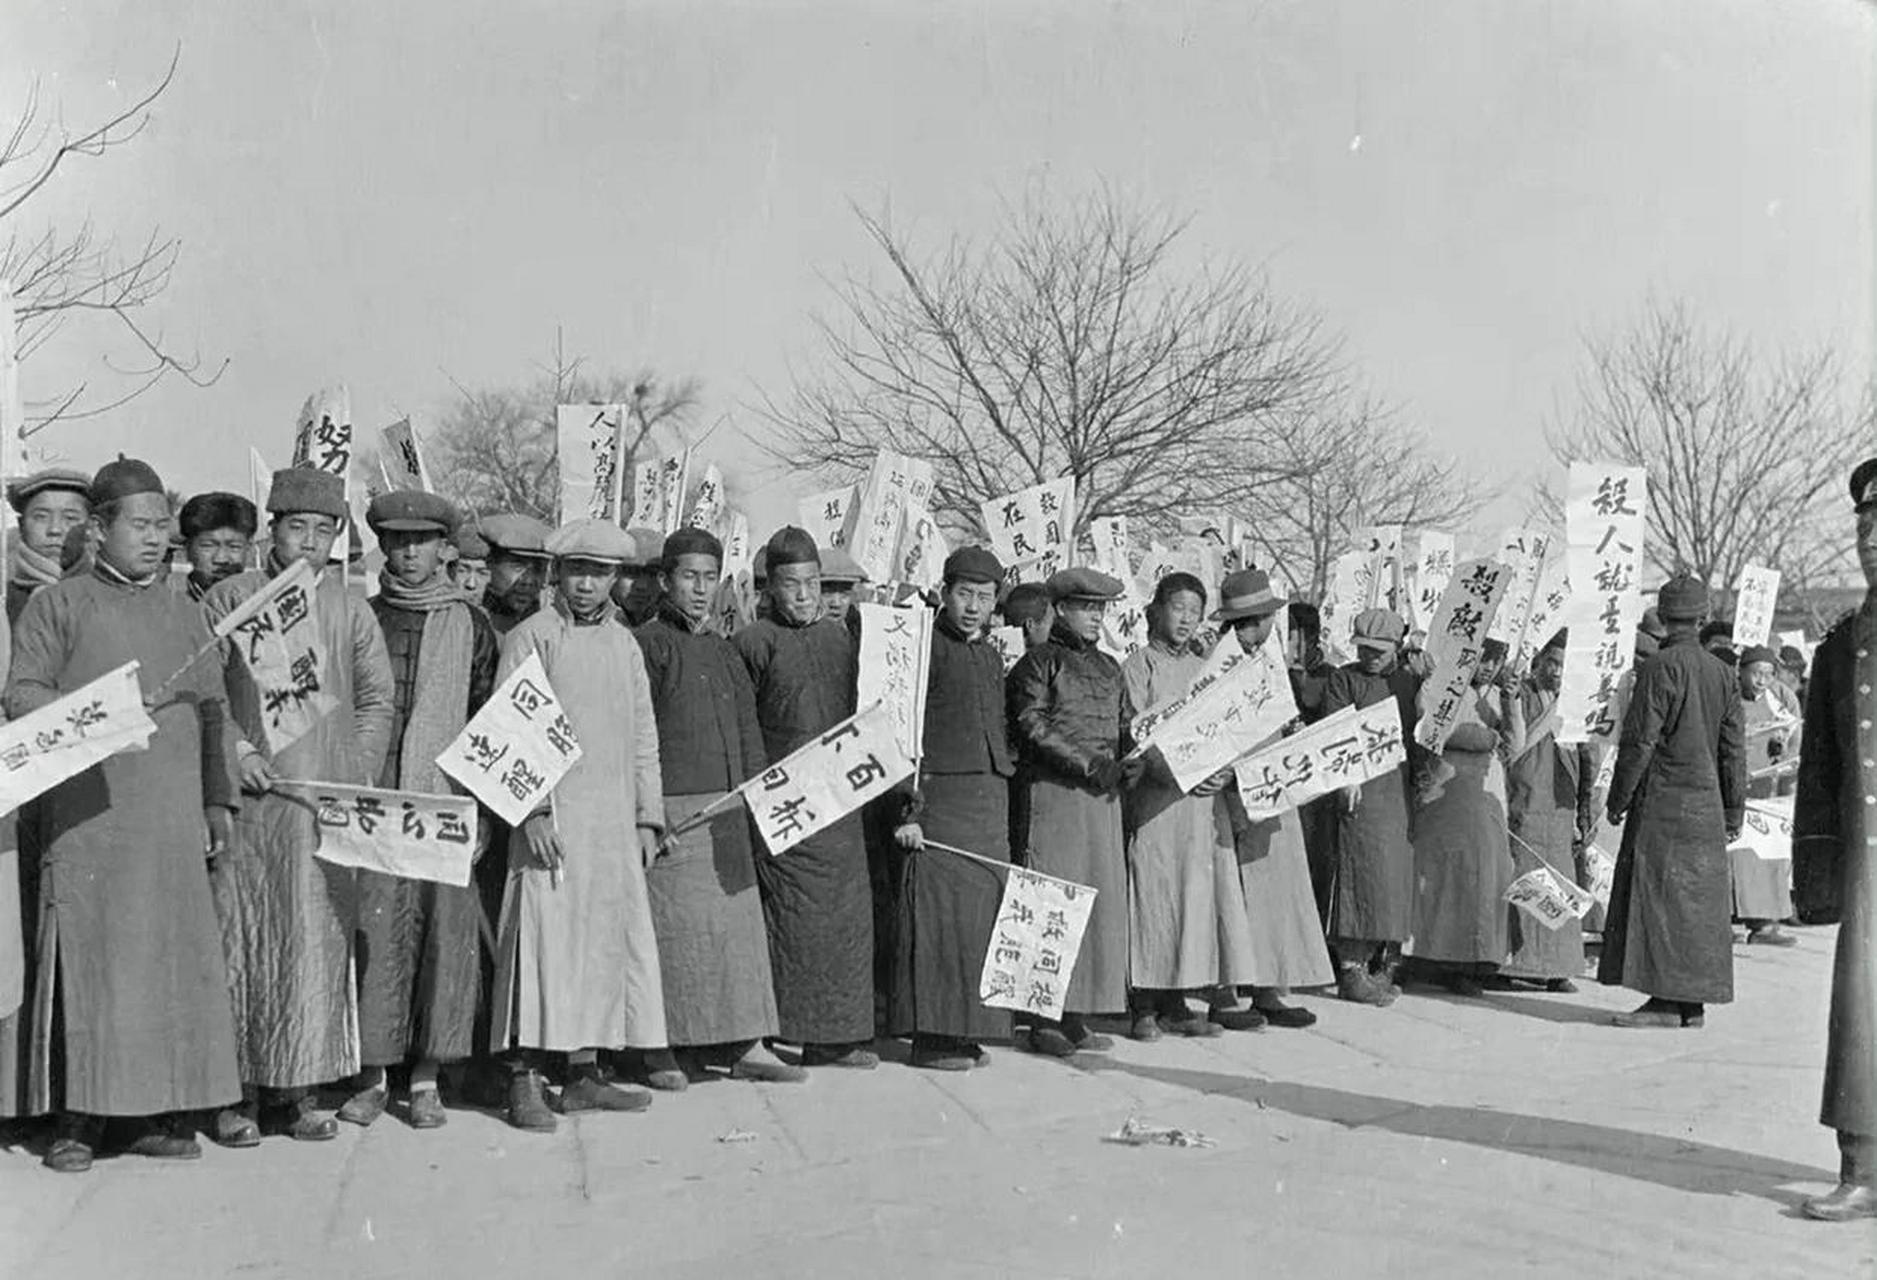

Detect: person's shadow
1079,1056,1834,1212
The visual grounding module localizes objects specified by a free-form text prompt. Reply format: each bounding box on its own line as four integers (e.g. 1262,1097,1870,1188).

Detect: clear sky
4,0,1871,541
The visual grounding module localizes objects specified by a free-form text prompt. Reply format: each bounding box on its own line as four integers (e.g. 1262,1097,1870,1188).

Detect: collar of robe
554,595,621,628
1048,621,1093,652
655,599,710,634
92,557,160,590
935,610,979,643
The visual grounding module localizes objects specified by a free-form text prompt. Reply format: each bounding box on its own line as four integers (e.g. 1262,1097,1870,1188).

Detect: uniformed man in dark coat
1599,575,1745,1028
1793,456,1877,1221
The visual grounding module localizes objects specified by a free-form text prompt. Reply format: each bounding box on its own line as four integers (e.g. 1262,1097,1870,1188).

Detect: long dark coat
1794,599,1877,1135
1321,661,1420,944
1598,633,1745,1004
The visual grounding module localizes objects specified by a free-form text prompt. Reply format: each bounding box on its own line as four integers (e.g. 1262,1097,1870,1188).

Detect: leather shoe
1025,1026,1078,1058
213,1106,261,1149
1545,979,1578,994
1612,999,1701,1029
801,1043,880,1070
1253,1003,1316,1029
560,1073,652,1113
43,1137,93,1174
263,1095,338,1141
505,1072,558,1133
406,1089,447,1130
1129,1013,1163,1042
909,1037,976,1072
337,1085,388,1127
1802,1182,1877,1221
1208,1006,1268,1032
1160,1012,1223,1038
728,1051,808,1084
123,1128,202,1161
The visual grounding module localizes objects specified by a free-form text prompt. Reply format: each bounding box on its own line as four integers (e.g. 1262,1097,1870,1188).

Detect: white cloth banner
0,662,157,817
1733,565,1782,652
1130,642,1296,792
436,652,584,827
1319,549,1366,664
721,509,752,570
1488,527,1550,650
987,626,1026,673
1557,463,1648,746
891,506,948,591
847,452,935,585
799,485,858,553
286,781,478,888
1086,516,1132,579
1235,701,1407,818
1356,524,1403,612
1414,557,1515,752
224,562,337,754
685,462,727,534
856,604,935,762
1514,548,1569,673
555,404,626,522
982,477,1075,576
1581,841,1615,908
1505,866,1595,929
379,418,432,493
742,701,915,855
1407,532,1456,634
1733,797,1793,862
978,864,1098,1021
654,449,692,534
248,447,271,512
290,385,353,563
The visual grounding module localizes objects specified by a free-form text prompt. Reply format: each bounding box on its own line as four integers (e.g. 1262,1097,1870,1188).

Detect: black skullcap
763,525,820,570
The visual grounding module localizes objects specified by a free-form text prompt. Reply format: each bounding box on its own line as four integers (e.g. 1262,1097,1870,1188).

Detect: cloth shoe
909,1036,976,1071
1544,978,1578,994
1443,972,1486,998
1746,925,1798,947
1129,1013,1163,1042
43,1114,101,1173
560,1071,653,1113
1251,1001,1316,1029
728,1045,808,1083
212,1104,261,1149
801,1043,881,1070
1208,1005,1268,1032
643,1049,690,1092
1159,1010,1223,1038
406,1088,447,1130
1024,1024,1079,1058
123,1117,202,1162
1612,998,1702,1029
1337,968,1395,1007
1803,1183,1877,1221
1061,1015,1114,1053
337,1083,388,1127
263,1093,338,1141
505,1071,558,1133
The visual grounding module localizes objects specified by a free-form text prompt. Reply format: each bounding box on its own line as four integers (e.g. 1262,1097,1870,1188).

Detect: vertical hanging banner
1489,527,1551,650
846,452,935,585
436,652,584,827
741,701,915,855
1414,557,1515,751
856,603,935,761
720,509,752,571
628,455,663,529
799,485,858,552
379,418,432,493
1733,565,1782,651
291,385,353,564
1355,524,1403,612
1514,548,1570,673
248,448,272,512
1086,516,1132,578
1407,532,1456,634
655,449,692,534
893,506,948,592
554,404,627,523
223,560,337,754
1318,549,1367,664
685,462,726,533
1556,463,1648,746
980,477,1075,582
0,279,25,580
978,865,1098,1020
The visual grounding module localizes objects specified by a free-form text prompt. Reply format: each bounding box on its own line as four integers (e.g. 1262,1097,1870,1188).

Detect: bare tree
760,188,1343,538
2,47,225,441
1544,298,1868,594
1230,397,1493,600
430,334,701,520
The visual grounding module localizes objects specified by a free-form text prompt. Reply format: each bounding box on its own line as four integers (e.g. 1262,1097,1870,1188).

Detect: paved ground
1,930,1870,1279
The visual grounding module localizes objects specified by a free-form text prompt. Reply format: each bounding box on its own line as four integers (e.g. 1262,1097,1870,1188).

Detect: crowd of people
0,451,1869,1224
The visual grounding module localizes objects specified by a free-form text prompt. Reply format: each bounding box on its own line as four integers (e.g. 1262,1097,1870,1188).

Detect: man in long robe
888,546,1015,1069
1733,643,1799,946
635,527,803,1085
1321,608,1421,1006
3,458,242,1171
1503,631,1593,989
339,491,498,1130
1598,574,1745,1029
1792,456,1877,1221
732,527,877,1069
177,492,258,603
204,467,396,1143
491,518,668,1131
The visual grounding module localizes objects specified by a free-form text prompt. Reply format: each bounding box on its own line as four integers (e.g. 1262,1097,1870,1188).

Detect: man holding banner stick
1598,575,1745,1030
887,546,1013,1071
1007,567,1139,1057
0,458,243,1172
489,519,669,1128
337,491,498,1131
204,467,396,1145
636,527,804,1085
732,527,878,1070
1733,644,1798,947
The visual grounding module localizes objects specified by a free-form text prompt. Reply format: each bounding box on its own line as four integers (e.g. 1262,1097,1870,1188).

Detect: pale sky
5,0,1871,539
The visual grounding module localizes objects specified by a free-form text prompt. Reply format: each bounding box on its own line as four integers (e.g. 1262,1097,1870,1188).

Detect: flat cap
546,517,636,564
451,527,490,560
819,546,868,586
1851,457,1877,512
266,467,347,520
478,512,552,556
1351,607,1407,648
764,525,820,571
1045,567,1124,603
180,492,259,539
367,489,458,535
1658,574,1710,622
91,457,166,507
1738,644,1779,668
7,467,92,514
1778,644,1807,671
1213,567,1285,622
943,545,1004,586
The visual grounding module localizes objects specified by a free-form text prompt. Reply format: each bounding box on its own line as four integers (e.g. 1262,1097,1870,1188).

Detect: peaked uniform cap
819,547,868,586
366,490,459,534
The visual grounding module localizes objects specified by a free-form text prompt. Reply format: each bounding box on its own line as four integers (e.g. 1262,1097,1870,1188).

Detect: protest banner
1513,548,1569,673
1733,797,1793,862
1557,463,1648,746
1504,865,1595,929
987,626,1026,673
1414,557,1515,752
847,452,935,584
291,385,353,563
0,662,158,817
1235,701,1407,818
654,449,691,533
1086,515,1132,579
740,701,915,855
721,509,752,570
222,561,336,754
1733,565,1781,651
1355,524,1403,612
437,652,583,827
379,418,432,493
628,456,663,529
1318,549,1366,664
685,462,727,534
799,485,857,552
1489,527,1551,651
1097,577,1150,662
978,863,1098,1021
1130,640,1296,792
892,505,948,591
1581,841,1615,907
856,603,934,761
248,447,271,511
1407,532,1456,634
981,476,1075,578
282,781,478,888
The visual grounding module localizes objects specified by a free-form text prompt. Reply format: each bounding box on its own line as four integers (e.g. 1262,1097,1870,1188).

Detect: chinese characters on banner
893,506,949,591
1355,524,1402,611
987,626,1026,673
626,450,694,533
1130,643,1297,793
721,510,752,570
981,477,1075,582
977,864,1097,1021
1733,796,1793,863
554,404,626,523
798,485,857,552
685,462,727,534
1513,549,1569,673
1581,841,1615,907
1235,702,1407,818
0,662,158,816
1085,515,1132,578
1556,464,1648,746
436,652,583,827
1488,527,1551,650
287,781,479,888
1414,557,1514,752
740,701,915,855
223,563,336,754
1407,532,1456,633
846,452,935,585
290,385,352,564
1732,565,1782,651
1504,866,1595,930
1318,549,1366,664
855,604,934,761
379,418,432,493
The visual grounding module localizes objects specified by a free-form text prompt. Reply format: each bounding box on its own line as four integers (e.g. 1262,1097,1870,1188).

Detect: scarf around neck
386,570,477,794
9,539,63,590
378,569,467,613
